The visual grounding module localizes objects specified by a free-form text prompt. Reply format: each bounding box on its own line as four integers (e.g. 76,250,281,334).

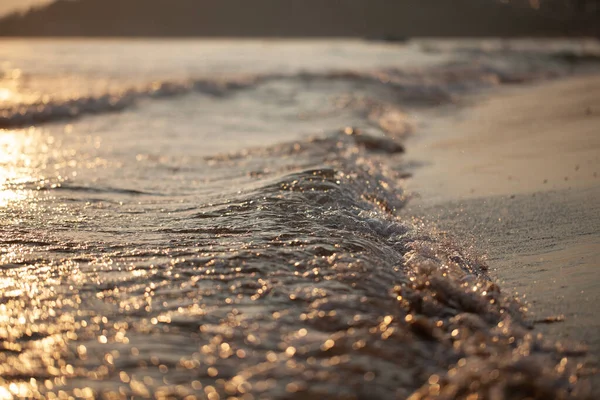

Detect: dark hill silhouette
0,0,597,37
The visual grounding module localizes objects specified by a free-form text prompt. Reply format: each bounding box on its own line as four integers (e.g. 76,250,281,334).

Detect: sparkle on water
1,39,598,399
0,127,591,399
0,130,34,207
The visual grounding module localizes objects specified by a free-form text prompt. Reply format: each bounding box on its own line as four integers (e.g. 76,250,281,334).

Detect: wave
77,129,587,397
49,182,160,196
0,59,592,398
0,131,590,398
0,62,554,129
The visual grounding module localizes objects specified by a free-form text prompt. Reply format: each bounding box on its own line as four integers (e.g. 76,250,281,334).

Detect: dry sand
402,74,600,393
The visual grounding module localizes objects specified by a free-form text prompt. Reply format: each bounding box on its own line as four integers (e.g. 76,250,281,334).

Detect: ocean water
0,39,599,399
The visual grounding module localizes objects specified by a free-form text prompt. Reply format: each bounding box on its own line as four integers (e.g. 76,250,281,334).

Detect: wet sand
402,74,600,393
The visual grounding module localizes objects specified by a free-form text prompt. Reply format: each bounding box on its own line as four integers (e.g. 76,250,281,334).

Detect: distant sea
0,39,598,399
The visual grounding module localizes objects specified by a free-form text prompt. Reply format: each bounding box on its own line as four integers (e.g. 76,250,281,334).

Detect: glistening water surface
0,39,599,399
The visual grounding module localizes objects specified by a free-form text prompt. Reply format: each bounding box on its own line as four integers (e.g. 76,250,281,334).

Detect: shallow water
1,39,599,399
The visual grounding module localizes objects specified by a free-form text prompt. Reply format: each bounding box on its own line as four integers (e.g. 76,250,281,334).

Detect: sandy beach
402,74,600,394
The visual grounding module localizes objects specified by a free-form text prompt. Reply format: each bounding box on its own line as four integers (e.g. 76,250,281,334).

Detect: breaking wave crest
0,62,558,129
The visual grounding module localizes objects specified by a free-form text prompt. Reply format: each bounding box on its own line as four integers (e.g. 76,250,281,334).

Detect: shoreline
402,74,600,393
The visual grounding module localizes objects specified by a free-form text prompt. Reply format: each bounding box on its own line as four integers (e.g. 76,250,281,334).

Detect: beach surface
403,74,600,393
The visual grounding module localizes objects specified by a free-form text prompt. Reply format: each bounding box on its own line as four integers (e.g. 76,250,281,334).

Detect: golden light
0,88,14,102
0,129,34,208
0,387,12,400
0,190,27,208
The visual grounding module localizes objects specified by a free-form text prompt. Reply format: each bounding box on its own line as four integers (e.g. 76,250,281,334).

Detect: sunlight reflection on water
0,89,14,103
0,130,33,208
0,39,598,399
0,190,27,208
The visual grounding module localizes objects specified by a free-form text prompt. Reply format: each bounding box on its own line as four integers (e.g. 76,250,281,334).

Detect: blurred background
0,0,599,37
